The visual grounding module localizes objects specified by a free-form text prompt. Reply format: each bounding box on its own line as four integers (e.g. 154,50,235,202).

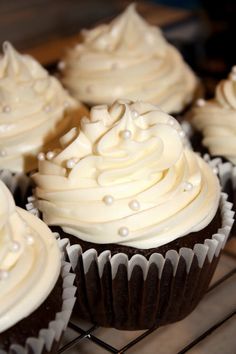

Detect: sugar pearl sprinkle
103,195,114,206
46,151,55,160
196,98,206,107
212,167,218,175
0,149,7,157
58,61,66,70
37,152,45,161
129,200,140,211
44,104,52,113
132,110,139,119
118,227,129,237
0,270,9,281
168,117,176,126
178,130,185,138
66,158,76,169
183,181,193,191
25,234,34,245
2,105,11,113
10,241,21,252
120,129,132,140
64,101,69,108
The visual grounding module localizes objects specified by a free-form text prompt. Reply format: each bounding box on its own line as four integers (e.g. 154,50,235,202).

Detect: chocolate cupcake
0,180,76,353
0,42,87,204
32,100,233,330
60,4,198,116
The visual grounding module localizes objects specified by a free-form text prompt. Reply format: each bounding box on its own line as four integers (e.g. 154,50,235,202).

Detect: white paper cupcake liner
213,159,236,236
1,239,76,354
55,193,233,330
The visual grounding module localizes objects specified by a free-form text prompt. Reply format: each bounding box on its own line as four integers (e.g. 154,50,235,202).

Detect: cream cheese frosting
0,180,61,332
33,100,220,249
0,42,85,173
192,67,236,165
61,4,197,113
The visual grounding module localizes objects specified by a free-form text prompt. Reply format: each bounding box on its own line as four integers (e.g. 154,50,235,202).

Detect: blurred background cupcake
0,42,87,203
190,68,236,233
32,100,233,330
60,4,198,117
0,180,76,353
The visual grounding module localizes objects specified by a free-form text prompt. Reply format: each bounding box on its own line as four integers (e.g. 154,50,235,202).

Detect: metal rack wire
59,245,236,354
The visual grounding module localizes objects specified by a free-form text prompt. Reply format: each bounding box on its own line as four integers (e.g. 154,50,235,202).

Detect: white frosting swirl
61,4,197,114
192,68,236,165
0,180,61,332
33,100,220,249
0,42,86,173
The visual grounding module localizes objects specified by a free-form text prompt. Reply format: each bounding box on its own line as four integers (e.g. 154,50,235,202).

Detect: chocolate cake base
53,207,227,330
52,207,221,259
0,276,63,352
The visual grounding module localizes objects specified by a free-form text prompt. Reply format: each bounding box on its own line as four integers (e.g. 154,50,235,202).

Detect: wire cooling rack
59,239,236,354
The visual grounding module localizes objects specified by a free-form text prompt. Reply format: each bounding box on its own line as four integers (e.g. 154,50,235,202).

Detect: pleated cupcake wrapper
1,239,76,354
215,159,236,235
216,160,236,190
54,192,233,330
0,169,32,207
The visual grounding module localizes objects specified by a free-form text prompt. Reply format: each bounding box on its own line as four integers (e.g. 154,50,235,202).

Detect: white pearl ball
168,117,176,126
10,241,21,252
58,61,66,70
183,182,193,191
118,227,129,237
103,195,114,205
2,105,11,113
25,234,34,245
37,152,45,161
44,104,52,112
0,270,9,281
0,149,7,157
66,159,76,169
179,130,186,138
46,151,55,160
196,98,206,107
64,101,69,108
120,129,132,140
132,110,139,118
129,200,140,211
212,167,218,175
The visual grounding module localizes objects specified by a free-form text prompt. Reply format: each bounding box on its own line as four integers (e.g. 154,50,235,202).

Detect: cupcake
32,100,233,330
190,67,236,233
0,180,76,353
0,42,87,203
60,4,198,116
